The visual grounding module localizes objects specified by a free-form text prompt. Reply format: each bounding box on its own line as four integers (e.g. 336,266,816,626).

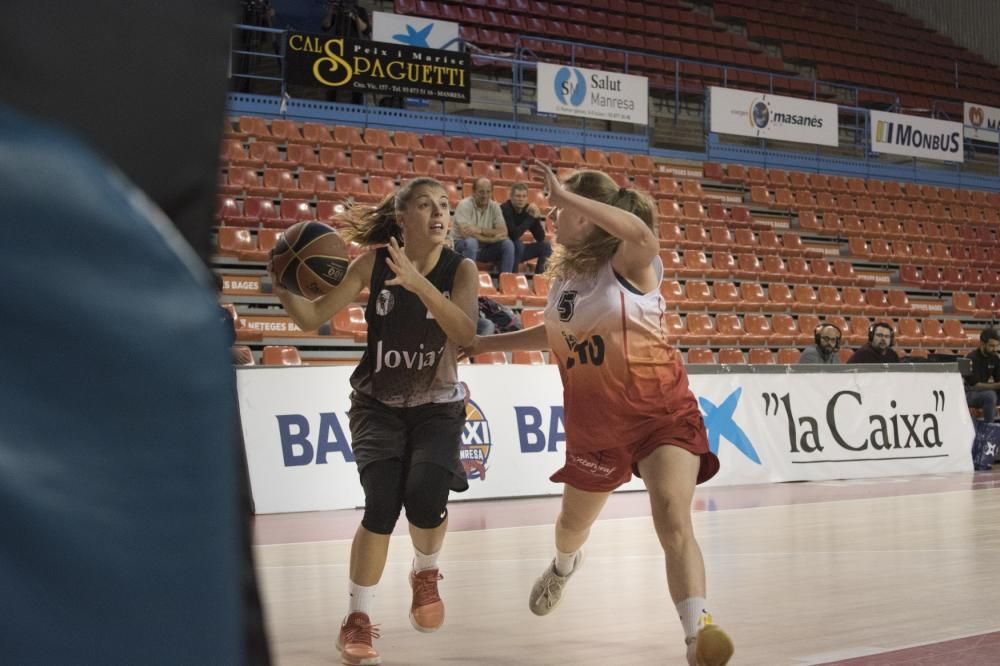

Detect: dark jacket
965,348,1000,388
846,344,901,364
500,200,546,243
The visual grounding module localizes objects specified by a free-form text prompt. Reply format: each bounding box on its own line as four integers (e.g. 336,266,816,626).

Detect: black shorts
348,391,469,493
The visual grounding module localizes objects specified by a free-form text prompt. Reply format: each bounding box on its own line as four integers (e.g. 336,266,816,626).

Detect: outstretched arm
464,323,549,356
272,250,373,332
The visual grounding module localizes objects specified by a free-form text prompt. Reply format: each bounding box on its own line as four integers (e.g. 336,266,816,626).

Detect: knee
501,239,515,257
360,461,404,534
541,241,553,257
404,492,448,529
986,392,998,415
557,505,594,534
362,493,404,535
459,238,478,258
648,491,694,540
403,465,451,529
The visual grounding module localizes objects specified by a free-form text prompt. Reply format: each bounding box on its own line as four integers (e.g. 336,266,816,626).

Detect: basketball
270,221,349,299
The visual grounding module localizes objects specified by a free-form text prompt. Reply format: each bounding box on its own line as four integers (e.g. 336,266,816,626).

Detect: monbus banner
284,31,470,102
869,110,964,162
238,366,973,514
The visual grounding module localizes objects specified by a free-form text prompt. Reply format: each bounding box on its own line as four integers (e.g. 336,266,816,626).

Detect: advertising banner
238,366,973,514
372,11,460,51
709,86,839,146
536,62,648,125
870,110,964,162
964,102,1000,143
284,31,470,102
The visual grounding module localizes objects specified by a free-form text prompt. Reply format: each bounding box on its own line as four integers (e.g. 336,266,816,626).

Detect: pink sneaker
409,568,445,633
336,612,381,666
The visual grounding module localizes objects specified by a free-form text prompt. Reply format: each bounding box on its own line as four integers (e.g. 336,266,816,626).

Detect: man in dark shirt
500,182,552,275
847,322,901,364
965,328,1000,422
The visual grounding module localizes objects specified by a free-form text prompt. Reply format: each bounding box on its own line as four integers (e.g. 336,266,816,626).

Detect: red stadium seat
512,350,546,365
473,352,508,365
261,345,302,366
686,348,715,364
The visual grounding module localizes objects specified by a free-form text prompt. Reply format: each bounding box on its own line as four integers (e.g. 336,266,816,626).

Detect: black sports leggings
359,459,453,535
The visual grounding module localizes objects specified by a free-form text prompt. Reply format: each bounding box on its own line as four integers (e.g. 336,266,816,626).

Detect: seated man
847,322,901,364
500,182,552,275
799,323,841,364
452,177,514,275
965,328,1000,422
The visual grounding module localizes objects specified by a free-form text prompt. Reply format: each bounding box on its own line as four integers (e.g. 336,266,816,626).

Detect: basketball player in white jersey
466,161,733,666
272,177,479,666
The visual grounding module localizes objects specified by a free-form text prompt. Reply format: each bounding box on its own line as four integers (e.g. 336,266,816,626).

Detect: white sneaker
528,550,584,616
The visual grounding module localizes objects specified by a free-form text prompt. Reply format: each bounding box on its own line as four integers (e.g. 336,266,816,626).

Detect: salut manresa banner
285,31,470,102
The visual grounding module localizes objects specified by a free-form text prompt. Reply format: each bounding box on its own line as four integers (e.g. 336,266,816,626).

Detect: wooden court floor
253,470,1000,665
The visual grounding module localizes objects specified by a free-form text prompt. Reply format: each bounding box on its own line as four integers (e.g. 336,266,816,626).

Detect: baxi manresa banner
284,31,470,102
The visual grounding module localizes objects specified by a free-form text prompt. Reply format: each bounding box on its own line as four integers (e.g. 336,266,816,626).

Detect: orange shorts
550,418,720,493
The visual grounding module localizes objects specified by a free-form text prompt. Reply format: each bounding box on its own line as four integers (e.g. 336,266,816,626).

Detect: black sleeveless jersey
349,246,465,406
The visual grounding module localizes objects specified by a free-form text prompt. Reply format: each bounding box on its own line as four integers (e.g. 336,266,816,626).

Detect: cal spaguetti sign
537,62,648,125
709,86,839,147
870,110,963,162
285,32,469,102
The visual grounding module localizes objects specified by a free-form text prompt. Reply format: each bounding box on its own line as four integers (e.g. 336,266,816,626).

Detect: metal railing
226,24,1000,183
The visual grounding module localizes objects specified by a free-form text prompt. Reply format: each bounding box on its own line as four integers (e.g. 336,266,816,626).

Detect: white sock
676,597,709,639
413,547,440,572
348,581,377,616
553,548,578,576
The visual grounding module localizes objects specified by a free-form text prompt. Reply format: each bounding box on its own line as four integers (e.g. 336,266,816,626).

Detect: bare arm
272,250,373,332
532,159,658,287
485,203,509,240
971,381,1000,390
385,239,478,347
466,323,549,355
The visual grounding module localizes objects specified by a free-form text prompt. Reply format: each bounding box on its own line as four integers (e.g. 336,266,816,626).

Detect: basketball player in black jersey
271,177,479,666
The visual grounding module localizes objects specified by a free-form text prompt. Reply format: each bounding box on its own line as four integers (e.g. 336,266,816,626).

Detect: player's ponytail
546,170,656,280
339,177,445,246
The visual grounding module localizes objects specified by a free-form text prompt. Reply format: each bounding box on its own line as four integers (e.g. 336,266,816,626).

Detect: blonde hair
339,177,445,246
545,170,656,280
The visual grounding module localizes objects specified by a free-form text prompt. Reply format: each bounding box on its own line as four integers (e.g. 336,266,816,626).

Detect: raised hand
384,237,426,293
528,159,568,206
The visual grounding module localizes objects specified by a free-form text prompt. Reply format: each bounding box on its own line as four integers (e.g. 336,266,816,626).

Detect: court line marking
255,484,1000,547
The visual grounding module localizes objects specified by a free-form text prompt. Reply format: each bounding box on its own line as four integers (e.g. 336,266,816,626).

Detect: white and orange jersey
544,256,701,453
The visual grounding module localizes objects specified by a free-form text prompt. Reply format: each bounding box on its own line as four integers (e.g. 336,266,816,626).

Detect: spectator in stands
271,177,478,666
321,0,371,104
847,322,901,364
799,324,842,364
463,163,732,666
452,177,515,275
965,328,1000,422
500,182,553,275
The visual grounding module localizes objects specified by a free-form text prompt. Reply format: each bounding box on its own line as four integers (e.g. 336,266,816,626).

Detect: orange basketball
270,221,349,299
